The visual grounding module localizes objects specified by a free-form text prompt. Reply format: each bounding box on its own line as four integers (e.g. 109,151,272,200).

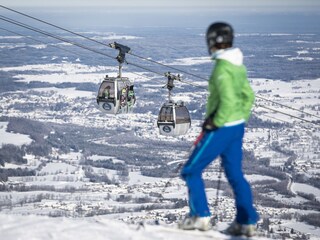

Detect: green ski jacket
206,48,255,127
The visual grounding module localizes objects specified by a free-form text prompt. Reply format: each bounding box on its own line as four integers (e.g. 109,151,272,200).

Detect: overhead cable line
0,15,118,59
251,109,311,131
0,5,209,81
252,110,290,125
0,15,200,90
0,16,157,76
1,16,318,127
0,13,319,127
255,95,320,120
261,114,312,131
0,22,157,83
256,104,319,127
1,4,319,121
0,26,88,58
0,15,205,89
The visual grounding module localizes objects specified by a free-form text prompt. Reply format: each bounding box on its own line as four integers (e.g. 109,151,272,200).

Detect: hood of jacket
214,48,243,66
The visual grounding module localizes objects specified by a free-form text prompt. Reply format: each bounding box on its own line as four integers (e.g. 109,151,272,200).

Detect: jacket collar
214,48,243,66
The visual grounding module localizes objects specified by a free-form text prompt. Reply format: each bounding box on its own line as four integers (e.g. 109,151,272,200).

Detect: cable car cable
0,25,154,85
0,15,197,87
0,18,164,109
0,15,118,60
0,15,168,85
255,95,320,120
0,14,318,127
252,110,291,125
0,26,89,58
0,5,210,89
1,15,318,127
0,5,117,53
256,104,319,127
1,5,206,88
0,5,209,81
251,110,313,131
2,5,319,121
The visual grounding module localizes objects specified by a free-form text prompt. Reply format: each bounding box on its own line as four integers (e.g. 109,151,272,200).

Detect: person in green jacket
179,22,259,237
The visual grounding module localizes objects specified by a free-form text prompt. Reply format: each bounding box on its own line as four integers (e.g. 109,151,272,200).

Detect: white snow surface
30,87,94,98
92,34,143,40
0,214,267,240
161,56,211,65
282,221,320,239
0,36,24,39
292,183,320,199
1,63,149,84
0,122,33,146
128,171,166,185
1,63,116,74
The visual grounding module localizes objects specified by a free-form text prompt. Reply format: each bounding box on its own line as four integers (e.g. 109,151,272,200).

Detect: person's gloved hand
202,117,218,131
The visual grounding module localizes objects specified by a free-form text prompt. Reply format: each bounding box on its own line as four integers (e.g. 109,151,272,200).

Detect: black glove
202,117,218,132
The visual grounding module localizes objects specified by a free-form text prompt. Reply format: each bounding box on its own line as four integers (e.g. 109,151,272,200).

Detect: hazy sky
1,0,320,8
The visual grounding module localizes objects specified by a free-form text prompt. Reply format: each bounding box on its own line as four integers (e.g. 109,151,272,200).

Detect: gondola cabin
97,75,135,115
157,101,191,136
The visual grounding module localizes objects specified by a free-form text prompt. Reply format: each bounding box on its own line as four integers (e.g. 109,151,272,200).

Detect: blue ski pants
181,123,259,224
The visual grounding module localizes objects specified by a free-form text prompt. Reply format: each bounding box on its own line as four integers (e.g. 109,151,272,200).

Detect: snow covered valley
0,27,320,239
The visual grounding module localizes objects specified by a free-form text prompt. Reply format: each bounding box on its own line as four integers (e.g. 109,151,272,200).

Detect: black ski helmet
206,22,234,54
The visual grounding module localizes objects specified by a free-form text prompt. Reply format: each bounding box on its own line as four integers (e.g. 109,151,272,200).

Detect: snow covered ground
0,213,269,240
31,87,94,98
160,56,211,66
292,183,320,200
0,122,33,146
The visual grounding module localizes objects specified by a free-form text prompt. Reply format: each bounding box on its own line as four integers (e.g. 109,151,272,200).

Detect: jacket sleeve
205,72,216,118
212,72,237,127
241,78,255,122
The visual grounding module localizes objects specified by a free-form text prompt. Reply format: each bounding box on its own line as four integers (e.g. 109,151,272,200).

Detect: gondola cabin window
175,106,191,124
159,106,174,122
99,81,115,99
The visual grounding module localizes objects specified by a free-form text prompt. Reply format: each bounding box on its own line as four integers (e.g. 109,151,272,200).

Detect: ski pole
213,159,223,227
152,131,205,225
161,131,203,192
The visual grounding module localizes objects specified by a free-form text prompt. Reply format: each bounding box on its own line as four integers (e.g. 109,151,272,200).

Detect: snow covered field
0,122,33,146
292,183,320,199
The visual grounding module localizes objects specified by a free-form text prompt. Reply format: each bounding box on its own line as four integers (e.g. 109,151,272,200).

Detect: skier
179,22,259,237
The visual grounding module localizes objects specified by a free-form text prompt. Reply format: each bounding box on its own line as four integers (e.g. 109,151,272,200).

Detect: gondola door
97,78,118,114
157,103,175,136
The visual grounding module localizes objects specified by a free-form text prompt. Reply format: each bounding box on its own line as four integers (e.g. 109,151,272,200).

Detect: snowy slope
0,214,268,240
